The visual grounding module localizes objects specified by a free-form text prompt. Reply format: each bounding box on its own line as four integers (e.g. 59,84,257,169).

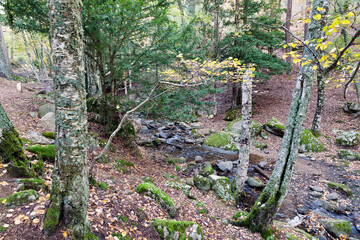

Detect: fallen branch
254,166,270,180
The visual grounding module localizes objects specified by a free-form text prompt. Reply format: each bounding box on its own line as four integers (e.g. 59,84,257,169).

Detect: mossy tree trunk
311,73,325,136
237,1,330,238
0,26,10,79
0,102,33,177
43,0,90,239
235,70,252,200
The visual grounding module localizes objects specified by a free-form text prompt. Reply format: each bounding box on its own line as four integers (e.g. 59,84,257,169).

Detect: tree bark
43,0,90,238
311,74,324,136
355,78,360,103
0,25,11,73
235,70,252,200
236,0,330,237
21,31,40,82
0,27,10,79
285,0,292,63
177,0,185,25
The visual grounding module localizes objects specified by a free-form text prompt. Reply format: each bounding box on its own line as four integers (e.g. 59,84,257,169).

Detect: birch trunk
236,0,330,237
285,0,292,63
21,31,40,82
311,74,324,136
0,25,11,73
235,70,252,199
355,78,360,103
0,27,10,79
43,0,90,238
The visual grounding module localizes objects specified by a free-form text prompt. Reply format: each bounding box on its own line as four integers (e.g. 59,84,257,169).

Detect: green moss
327,182,353,197
299,130,324,152
225,118,262,136
118,215,129,223
223,109,238,121
336,131,359,147
163,173,176,179
89,176,98,187
193,175,211,191
99,182,108,190
232,210,248,221
319,219,352,238
209,175,232,201
141,176,154,183
204,132,237,151
0,226,5,232
32,160,44,175
263,118,285,137
115,159,134,173
111,233,132,240
202,165,215,177
338,149,360,160
26,144,55,161
42,132,56,139
4,189,39,206
136,182,177,218
18,178,48,192
153,138,162,146
252,140,267,150
166,157,185,165
43,203,61,234
195,201,207,214
152,219,203,239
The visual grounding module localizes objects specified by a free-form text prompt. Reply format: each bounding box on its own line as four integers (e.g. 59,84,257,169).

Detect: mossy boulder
32,160,44,175
247,177,265,188
343,101,360,113
42,132,56,140
193,175,211,191
136,182,177,218
209,175,232,201
223,109,238,121
318,218,352,239
152,219,203,240
203,132,237,151
26,144,55,161
38,104,55,118
225,118,262,137
299,130,324,152
165,180,191,191
327,181,353,197
4,190,39,206
263,118,285,137
252,140,267,150
18,178,48,192
201,165,215,177
338,149,360,161
141,176,154,183
166,157,185,165
336,131,359,147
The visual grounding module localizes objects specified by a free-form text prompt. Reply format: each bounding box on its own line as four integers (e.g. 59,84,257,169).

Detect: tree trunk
177,0,185,25
237,0,329,238
311,74,325,136
235,70,252,200
0,25,11,73
303,0,310,39
21,31,40,82
0,27,10,79
285,0,292,63
355,78,360,103
43,0,90,238
234,0,239,30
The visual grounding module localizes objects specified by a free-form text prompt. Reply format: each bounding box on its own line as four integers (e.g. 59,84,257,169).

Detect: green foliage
115,158,134,173
152,219,203,239
42,132,56,140
112,233,132,240
26,145,55,161
98,182,108,190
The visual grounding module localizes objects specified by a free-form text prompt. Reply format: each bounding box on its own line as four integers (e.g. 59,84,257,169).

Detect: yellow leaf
32,218,40,224
304,19,311,24
289,43,297,48
0,181,8,186
331,53,337,58
293,58,301,64
2,198,6,204
313,65,318,70
346,12,354,17
62,230,68,238
283,44,287,48
340,19,351,25
313,14,322,21
317,7,324,12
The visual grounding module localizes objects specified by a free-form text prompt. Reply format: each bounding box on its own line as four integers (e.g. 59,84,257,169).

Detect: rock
338,149,360,161
185,178,194,187
336,131,359,147
296,207,309,215
191,122,203,129
258,161,268,169
208,175,232,201
327,181,353,197
318,218,352,239
247,177,265,188
201,165,214,177
263,118,285,137
17,178,48,192
38,104,55,118
217,161,233,172
310,191,323,198
29,112,38,119
225,118,262,136
159,132,170,139
288,216,304,227
37,112,55,131
223,109,238,121
179,122,191,130
260,131,269,139
209,129,216,134
166,157,186,165
203,132,237,151
165,180,191,191
299,130,325,152
131,118,142,133
152,219,204,240
252,140,267,150
3,190,39,206
141,176,154,183
25,131,55,145
194,175,211,191
327,193,339,201
36,89,47,95
343,101,360,113
184,137,196,144
152,138,162,146
195,156,203,162
136,182,177,217
309,185,323,192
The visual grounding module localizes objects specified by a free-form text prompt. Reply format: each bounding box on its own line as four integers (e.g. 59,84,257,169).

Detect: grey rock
193,175,210,191
336,131,359,147
343,101,360,113
37,112,55,131
179,122,191,130
309,185,323,192
247,177,265,188
327,193,339,201
159,132,170,139
318,218,352,238
38,104,55,118
217,161,233,172
310,191,323,198
29,112,38,119
296,207,309,215
25,131,55,145
258,161,268,169
209,129,216,133
184,137,196,144
195,156,203,162
186,177,194,187
191,122,203,129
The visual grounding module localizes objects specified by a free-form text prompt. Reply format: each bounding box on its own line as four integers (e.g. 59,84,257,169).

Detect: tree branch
344,59,360,98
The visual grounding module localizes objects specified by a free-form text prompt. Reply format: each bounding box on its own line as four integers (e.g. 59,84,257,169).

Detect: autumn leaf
61,230,68,238
313,14,322,21
313,65,318,70
316,7,324,12
2,198,6,204
340,19,351,25
304,19,311,24
293,58,301,64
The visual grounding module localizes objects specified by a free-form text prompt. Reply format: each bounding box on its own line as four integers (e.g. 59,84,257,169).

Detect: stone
336,131,359,147
258,161,268,169
4,190,39,206
25,131,55,145
309,185,323,192
225,118,262,136
29,112,38,119
338,149,360,161
38,104,55,118
152,219,204,239
252,140,267,149
208,175,232,201
327,193,339,201
195,156,203,162
217,161,233,172
201,165,214,177
299,130,325,152
194,175,210,191
223,109,238,121
16,82,22,92
37,112,55,132
263,118,285,137
159,132,170,139
203,132,237,151
184,137,195,144
296,207,309,215
185,178,194,187
191,122,203,129
247,177,265,188
318,219,352,239
310,191,323,198
179,122,191,130
343,101,360,113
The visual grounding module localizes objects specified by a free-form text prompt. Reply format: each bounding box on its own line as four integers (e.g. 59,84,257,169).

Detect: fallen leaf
33,218,40,224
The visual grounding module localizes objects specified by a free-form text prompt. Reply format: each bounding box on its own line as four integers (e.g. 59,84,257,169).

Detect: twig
254,166,270,180
344,59,360,98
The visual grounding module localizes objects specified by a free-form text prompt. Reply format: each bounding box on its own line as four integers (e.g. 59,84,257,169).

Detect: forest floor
0,67,359,240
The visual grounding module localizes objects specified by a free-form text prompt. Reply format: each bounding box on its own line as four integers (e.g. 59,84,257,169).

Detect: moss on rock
203,132,237,151
152,219,203,240
225,118,262,137
201,165,215,177
223,109,238,121
18,178,48,192
4,189,39,206
299,130,324,152
193,175,211,191
338,149,360,161
32,160,44,175
42,132,56,139
136,182,177,218
318,218,352,238
141,176,154,183
336,131,359,147
263,118,285,137
209,175,232,201
327,181,353,197
252,140,267,150
26,144,55,162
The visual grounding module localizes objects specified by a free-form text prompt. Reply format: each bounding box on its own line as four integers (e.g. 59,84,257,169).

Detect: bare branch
344,59,360,98
159,81,205,87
